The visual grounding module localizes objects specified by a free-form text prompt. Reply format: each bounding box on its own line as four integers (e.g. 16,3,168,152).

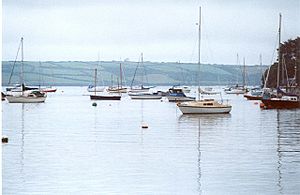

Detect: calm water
2,87,300,195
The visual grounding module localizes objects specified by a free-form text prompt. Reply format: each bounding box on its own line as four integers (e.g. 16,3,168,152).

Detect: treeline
263,37,300,88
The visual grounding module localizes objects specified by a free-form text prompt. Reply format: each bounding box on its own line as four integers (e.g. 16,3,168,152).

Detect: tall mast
295,65,297,86
260,54,264,84
21,37,24,85
94,68,97,95
243,57,246,87
120,63,122,88
277,13,282,88
198,6,201,100
141,53,144,85
236,53,239,84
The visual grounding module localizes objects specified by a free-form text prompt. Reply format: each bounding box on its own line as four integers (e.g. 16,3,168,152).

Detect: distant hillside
263,37,300,88
2,61,267,86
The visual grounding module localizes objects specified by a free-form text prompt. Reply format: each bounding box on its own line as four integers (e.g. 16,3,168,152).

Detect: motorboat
166,87,195,102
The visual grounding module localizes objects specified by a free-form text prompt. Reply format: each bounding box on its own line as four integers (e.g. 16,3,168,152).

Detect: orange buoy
260,102,265,108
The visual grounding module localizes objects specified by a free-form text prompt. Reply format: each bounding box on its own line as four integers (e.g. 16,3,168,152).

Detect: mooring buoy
141,122,148,129
92,102,97,107
2,137,8,143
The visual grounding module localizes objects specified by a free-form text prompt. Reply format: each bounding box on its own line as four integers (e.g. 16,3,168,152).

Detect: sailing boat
244,54,264,100
6,37,47,103
90,69,121,100
39,62,57,93
87,56,105,92
225,55,248,94
107,63,127,93
261,13,300,109
128,53,152,93
128,53,162,100
177,7,231,114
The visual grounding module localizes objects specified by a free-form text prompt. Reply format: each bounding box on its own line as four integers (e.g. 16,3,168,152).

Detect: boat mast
21,37,24,94
277,13,282,88
198,6,201,100
141,53,144,86
236,53,239,85
20,37,24,81
260,54,264,85
294,65,298,87
243,57,246,88
120,63,122,89
94,68,97,95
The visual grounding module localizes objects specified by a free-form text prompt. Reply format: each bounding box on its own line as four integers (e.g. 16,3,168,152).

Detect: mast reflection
276,109,300,194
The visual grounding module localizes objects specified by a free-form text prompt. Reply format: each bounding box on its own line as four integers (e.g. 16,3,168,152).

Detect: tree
263,37,300,88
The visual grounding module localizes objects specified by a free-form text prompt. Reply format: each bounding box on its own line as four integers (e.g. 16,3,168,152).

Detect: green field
2,61,267,86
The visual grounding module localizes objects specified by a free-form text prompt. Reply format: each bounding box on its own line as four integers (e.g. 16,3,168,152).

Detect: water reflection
178,114,231,125
20,104,25,189
276,110,300,194
3,87,300,194
177,114,231,195
178,113,231,120
197,118,202,195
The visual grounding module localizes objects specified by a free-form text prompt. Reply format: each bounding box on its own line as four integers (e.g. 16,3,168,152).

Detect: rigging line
264,32,280,88
201,14,214,64
121,62,127,87
283,55,289,87
142,55,149,85
97,53,105,86
8,39,22,85
131,60,140,88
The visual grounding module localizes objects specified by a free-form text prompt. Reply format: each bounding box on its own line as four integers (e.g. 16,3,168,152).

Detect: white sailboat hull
177,100,232,114
130,95,162,100
225,89,246,94
128,89,150,93
6,95,46,103
107,88,127,93
178,105,231,114
167,96,195,102
87,87,105,92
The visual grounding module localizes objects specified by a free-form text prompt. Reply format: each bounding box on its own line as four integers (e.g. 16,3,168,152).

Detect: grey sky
2,0,300,65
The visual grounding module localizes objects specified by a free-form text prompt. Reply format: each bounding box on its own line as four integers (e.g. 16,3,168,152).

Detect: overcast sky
2,0,300,65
